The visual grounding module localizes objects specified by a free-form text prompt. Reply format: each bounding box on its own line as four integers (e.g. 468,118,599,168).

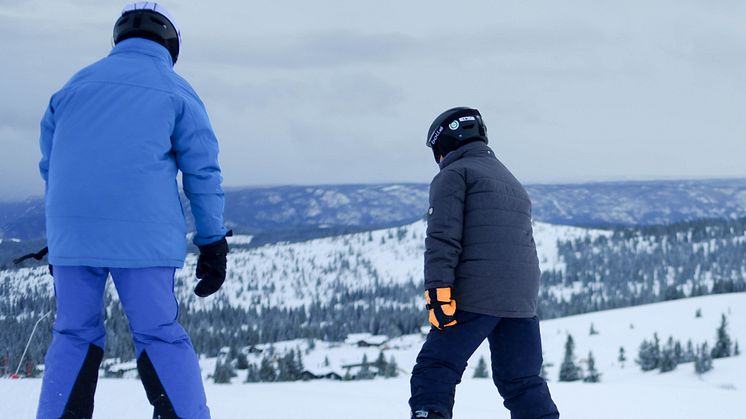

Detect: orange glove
425,287,457,329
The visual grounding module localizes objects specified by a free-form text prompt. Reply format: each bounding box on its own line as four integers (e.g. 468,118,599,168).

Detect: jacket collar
109,38,173,67
439,140,493,169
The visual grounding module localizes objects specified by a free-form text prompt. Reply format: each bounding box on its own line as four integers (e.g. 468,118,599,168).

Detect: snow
2,293,744,418
1,364,742,418
226,234,253,246
170,220,597,312
0,220,601,316
344,333,388,346
532,222,610,273
106,362,137,373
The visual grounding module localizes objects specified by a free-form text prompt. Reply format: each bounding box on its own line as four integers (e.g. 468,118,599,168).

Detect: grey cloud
200,74,402,114
190,31,418,69
2,0,746,201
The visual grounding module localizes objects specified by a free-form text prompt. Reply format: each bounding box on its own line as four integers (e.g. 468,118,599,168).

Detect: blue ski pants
410,311,559,419
37,266,209,419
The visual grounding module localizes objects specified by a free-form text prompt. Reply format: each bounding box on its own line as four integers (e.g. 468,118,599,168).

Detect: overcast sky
1,0,745,201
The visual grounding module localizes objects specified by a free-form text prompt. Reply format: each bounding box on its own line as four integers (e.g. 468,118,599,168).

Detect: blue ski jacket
39,38,227,268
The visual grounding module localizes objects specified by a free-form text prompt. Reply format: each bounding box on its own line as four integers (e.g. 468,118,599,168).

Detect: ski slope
2,293,743,418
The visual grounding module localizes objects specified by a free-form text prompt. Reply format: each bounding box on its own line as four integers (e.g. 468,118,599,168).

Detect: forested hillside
2,217,746,371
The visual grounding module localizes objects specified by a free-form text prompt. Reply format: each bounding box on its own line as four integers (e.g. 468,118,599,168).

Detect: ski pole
14,311,52,378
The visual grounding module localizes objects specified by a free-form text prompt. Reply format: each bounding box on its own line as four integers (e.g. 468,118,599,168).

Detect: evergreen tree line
636,313,739,375
538,217,746,319
340,352,400,381
212,346,400,384
557,335,601,383
557,312,741,383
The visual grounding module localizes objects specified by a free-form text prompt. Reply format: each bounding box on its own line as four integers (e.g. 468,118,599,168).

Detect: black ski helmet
113,3,181,64
426,107,488,163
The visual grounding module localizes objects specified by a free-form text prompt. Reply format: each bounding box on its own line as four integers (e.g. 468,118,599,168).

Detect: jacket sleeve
424,168,466,290
172,92,228,246
39,100,55,183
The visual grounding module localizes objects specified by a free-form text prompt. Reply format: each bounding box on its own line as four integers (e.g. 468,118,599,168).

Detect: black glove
13,247,53,276
194,231,232,297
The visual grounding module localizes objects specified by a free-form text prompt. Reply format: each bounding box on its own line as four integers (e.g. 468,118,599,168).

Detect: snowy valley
3,180,746,418
1,293,743,418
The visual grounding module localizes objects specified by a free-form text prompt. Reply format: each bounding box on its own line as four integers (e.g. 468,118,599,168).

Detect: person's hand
194,231,231,297
425,287,457,329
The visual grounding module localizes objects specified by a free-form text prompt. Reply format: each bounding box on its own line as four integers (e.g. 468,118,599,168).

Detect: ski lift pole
14,311,52,378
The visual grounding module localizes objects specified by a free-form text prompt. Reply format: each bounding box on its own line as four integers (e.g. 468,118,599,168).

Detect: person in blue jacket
409,107,559,419
36,3,230,418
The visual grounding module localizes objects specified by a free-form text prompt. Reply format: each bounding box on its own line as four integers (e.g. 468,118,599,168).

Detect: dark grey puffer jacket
424,141,540,318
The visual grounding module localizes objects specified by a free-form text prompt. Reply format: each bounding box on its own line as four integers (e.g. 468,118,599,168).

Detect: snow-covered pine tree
235,352,249,370
245,363,260,383
683,340,696,363
357,354,375,380
659,337,678,373
295,348,306,380
307,338,316,352
695,342,713,375
589,323,599,336
559,334,581,382
637,340,652,371
618,346,626,368
213,358,237,384
276,349,303,381
711,314,732,359
385,355,399,378
635,339,659,371
673,339,683,364
374,351,388,376
0,352,8,376
636,334,661,372
540,355,554,381
473,356,489,378
259,355,277,382
583,351,601,383
734,340,740,356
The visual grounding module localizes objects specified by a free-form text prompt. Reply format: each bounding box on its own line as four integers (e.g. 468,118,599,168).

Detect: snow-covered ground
2,369,742,419
2,293,743,418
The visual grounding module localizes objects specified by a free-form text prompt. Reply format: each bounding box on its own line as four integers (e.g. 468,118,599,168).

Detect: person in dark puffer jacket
409,107,559,419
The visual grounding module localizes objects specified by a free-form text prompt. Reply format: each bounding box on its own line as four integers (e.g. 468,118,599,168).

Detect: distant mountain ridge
529,178,746,227
2,178,746,242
